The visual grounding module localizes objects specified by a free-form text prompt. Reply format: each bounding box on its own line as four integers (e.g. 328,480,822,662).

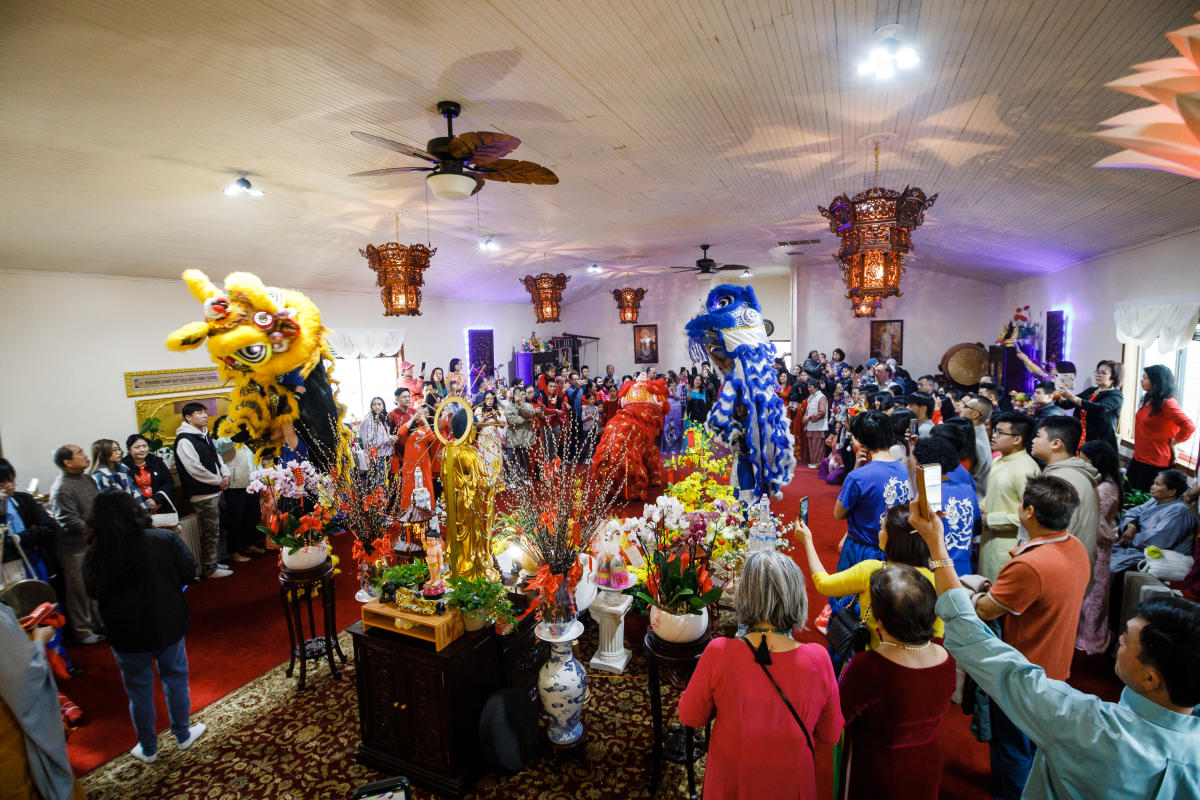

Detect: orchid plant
247,459,340,554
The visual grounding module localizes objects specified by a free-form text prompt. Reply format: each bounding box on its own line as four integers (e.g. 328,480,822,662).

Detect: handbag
150,493,180,529
825,602,870,662
740,637,814,755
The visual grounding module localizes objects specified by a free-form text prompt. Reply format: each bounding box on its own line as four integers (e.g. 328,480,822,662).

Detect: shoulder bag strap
740,637,814,755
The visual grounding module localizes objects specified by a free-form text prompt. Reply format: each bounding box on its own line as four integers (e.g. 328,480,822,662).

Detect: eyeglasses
992,428,1015,437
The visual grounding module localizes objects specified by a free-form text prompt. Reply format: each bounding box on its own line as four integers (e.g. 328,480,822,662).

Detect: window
333,356,401,423
1119,325,1200,469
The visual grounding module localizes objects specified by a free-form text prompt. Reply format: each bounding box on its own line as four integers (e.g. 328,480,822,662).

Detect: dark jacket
1075,387,1124,452
121,453,179,511
84,528,195,652
1,492,62,573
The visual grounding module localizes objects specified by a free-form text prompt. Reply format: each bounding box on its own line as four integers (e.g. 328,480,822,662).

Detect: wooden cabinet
351,622,499,798
350,614,546,798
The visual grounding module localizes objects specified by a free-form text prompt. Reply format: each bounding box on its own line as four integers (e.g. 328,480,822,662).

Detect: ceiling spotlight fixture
740,267,753,279
587,263,602,275
858,24,919,80
478,234,499,252
223,175,263,197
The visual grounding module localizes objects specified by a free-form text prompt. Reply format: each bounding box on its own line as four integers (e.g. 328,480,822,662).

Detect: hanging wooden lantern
612,287,647,324
522,272,570,323
360,242,435,317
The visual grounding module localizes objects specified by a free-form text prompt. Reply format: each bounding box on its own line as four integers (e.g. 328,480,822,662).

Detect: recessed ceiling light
223,175,263,197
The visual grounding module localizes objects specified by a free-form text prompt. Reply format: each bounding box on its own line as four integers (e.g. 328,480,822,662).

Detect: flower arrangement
664,428,735,508
248,460,342,554
625,498,722,616
497,449,627,623
998,305,1033,344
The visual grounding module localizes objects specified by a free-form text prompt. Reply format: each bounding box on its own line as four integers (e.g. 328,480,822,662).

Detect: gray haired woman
678,551,843,799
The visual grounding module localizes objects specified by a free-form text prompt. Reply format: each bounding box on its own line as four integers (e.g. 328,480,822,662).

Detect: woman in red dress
837,564,956,800
678,550,843,799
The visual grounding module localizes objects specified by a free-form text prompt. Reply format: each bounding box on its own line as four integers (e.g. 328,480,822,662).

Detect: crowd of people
3,345,1199,799
678,349,1200,799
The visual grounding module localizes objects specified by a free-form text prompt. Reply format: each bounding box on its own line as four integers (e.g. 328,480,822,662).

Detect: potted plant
625,497,723,643
258,506,340,570
445,575,514,632
378,560,430,597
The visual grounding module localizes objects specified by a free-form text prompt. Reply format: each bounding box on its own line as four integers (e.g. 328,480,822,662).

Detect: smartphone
909,419,919,437
917,463,943,517
420,361,426,373
799,496,809,525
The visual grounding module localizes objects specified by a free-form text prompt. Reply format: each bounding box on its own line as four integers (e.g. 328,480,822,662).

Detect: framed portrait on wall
633,324,659,364
869,320,903,364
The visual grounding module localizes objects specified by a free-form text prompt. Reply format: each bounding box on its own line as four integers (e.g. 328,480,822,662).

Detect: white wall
0,269,557,490
791,262,1004,377
1000,227,1200,378
556,272,792,377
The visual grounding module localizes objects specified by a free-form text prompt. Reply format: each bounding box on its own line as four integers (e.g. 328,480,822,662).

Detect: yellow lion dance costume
165,270,350,470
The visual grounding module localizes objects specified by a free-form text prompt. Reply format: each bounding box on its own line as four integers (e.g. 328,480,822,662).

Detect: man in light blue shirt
909,500,1200,799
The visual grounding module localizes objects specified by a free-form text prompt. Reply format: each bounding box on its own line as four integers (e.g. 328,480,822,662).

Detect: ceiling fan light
587,264,602,274
875,62,896,79
741,268,753,278
224,176,258,196
897,47,920,68
426,172,477,201
857,60,875,76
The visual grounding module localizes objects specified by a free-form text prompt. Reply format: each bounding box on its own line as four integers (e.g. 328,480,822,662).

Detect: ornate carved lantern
851,296,881,318
819,139,936,315
360,242,435,317
612,287,646,324
522,272,570,323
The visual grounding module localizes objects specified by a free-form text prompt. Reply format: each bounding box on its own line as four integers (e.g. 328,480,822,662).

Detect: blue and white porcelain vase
536,618,586,745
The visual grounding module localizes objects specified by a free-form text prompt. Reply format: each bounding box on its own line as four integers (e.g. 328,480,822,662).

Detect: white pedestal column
589,589,632,674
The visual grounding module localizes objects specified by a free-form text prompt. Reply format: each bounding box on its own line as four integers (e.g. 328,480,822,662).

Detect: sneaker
245,545,267,555
216,562,230,570
177,722,206,751
80,633,106,645
130,743,157,764
229,553,251,562
206,568,233,579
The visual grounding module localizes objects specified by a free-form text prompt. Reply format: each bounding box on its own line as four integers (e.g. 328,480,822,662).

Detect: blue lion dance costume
685,285,795,499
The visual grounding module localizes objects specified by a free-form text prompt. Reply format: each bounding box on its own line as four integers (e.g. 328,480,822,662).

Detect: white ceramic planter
281,541,328,571
649,605,709,643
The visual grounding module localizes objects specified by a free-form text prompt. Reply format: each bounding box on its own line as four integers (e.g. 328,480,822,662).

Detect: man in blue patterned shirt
910,499,1200,799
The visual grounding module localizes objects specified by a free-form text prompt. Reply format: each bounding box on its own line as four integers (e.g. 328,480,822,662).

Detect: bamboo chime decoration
819,140,936,317
522,255,570,323
360,214,435,317
611,287,647,324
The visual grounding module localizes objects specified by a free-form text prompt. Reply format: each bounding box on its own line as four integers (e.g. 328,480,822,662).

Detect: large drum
939,342,990,388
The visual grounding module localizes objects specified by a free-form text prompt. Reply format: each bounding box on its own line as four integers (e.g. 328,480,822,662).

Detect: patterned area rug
81,622,714,800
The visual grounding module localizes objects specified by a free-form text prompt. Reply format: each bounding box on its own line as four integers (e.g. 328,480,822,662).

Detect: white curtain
1114,296,1200,355
326,328,406,359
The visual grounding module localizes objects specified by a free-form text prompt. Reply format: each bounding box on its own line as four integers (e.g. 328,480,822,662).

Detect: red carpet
64,466,1122,798
63,532,363,775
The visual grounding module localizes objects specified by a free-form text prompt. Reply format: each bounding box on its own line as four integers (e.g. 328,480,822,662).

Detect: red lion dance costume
592,377,670,501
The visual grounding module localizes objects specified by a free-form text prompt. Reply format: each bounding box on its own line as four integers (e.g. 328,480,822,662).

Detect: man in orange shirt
965,475,1090,799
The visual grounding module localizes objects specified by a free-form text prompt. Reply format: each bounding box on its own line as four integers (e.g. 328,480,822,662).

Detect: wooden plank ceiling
1,0,1198,304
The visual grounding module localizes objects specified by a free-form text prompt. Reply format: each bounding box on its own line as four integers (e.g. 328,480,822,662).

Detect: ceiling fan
669,244,750,279
350,100,558,200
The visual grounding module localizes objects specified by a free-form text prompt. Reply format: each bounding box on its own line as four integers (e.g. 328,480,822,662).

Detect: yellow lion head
165,269,323,381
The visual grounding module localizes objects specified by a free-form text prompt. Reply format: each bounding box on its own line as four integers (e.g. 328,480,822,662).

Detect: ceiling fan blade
348,167,434,177
471,158,559,185
470,175,485,196
449,131,521,165
716,264,749,271
351,131,439,164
